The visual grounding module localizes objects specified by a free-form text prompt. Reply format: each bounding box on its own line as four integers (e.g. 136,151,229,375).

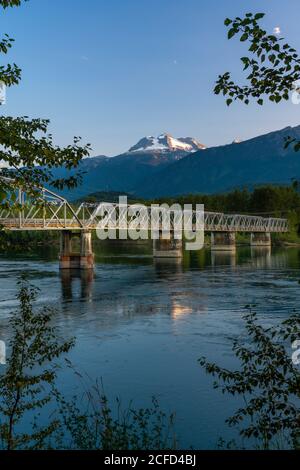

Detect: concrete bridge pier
153,231,183,258
211,232,236,252
250,232,271,247
59,230,94,269
59,231,72,269
80,230,94,269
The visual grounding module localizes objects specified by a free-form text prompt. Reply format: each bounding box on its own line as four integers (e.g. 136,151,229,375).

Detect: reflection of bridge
0,185,289,269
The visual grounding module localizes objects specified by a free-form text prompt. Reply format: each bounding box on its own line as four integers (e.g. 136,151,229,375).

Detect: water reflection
211,251,236,267
171,302,193,318
250,246,272,268
60,269,94,301
153,258,183,278
170,296,207,319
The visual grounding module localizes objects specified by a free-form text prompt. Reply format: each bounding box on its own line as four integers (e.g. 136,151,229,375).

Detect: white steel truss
0,188,289,233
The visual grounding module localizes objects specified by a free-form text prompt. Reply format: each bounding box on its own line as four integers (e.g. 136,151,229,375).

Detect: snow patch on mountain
129,133,206,153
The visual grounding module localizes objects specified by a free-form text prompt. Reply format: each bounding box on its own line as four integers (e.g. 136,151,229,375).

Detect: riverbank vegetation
199,307,300,449
0,230,59,252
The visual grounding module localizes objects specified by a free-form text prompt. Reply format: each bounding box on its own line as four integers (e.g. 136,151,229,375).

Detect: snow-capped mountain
128,133,206,153
56,133,206,200
52,125,300,201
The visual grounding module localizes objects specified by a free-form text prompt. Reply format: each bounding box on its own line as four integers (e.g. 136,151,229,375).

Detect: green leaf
228,28,236,40
269,54,276,63
254,13,265,20
240,33,249,42
226,98,233,106
224,18,232,26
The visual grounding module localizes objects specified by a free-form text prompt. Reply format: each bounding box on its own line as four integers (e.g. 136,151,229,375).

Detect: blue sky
1,0,300,156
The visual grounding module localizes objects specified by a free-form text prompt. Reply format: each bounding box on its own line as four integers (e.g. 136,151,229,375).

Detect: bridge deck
0,215,289,233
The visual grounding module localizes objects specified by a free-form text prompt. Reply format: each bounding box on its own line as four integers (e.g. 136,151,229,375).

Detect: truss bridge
0,185,289,268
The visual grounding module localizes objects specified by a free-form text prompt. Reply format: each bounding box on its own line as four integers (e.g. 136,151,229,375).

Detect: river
0,241,299,448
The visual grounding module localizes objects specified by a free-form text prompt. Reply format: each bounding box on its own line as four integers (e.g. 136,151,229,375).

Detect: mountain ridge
56,125,300,200
134,125,300,198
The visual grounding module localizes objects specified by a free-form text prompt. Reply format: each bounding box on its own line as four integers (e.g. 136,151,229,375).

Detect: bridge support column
59,231,72,269
153,232,183,258
250,232,271,247
59,230,94,269
211,232,236,252
80,230,95,269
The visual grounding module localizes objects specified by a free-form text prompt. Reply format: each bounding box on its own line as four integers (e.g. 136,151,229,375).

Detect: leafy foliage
0,277,74,450
0,1,26,87
0,117,91,206
199,309,300,449
55,382,176,450
215,13,300,152
0,1,26,7
215,13,300,106
0,0,91,208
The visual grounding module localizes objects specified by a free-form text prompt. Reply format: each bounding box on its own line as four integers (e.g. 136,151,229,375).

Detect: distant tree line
154,184,300,215
154,184,299,234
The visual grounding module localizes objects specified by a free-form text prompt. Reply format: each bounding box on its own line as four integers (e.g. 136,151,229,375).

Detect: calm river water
0,241,299,448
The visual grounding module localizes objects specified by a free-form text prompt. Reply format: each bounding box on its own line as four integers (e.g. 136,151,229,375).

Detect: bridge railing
74,203,288,233
0,198,289,233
